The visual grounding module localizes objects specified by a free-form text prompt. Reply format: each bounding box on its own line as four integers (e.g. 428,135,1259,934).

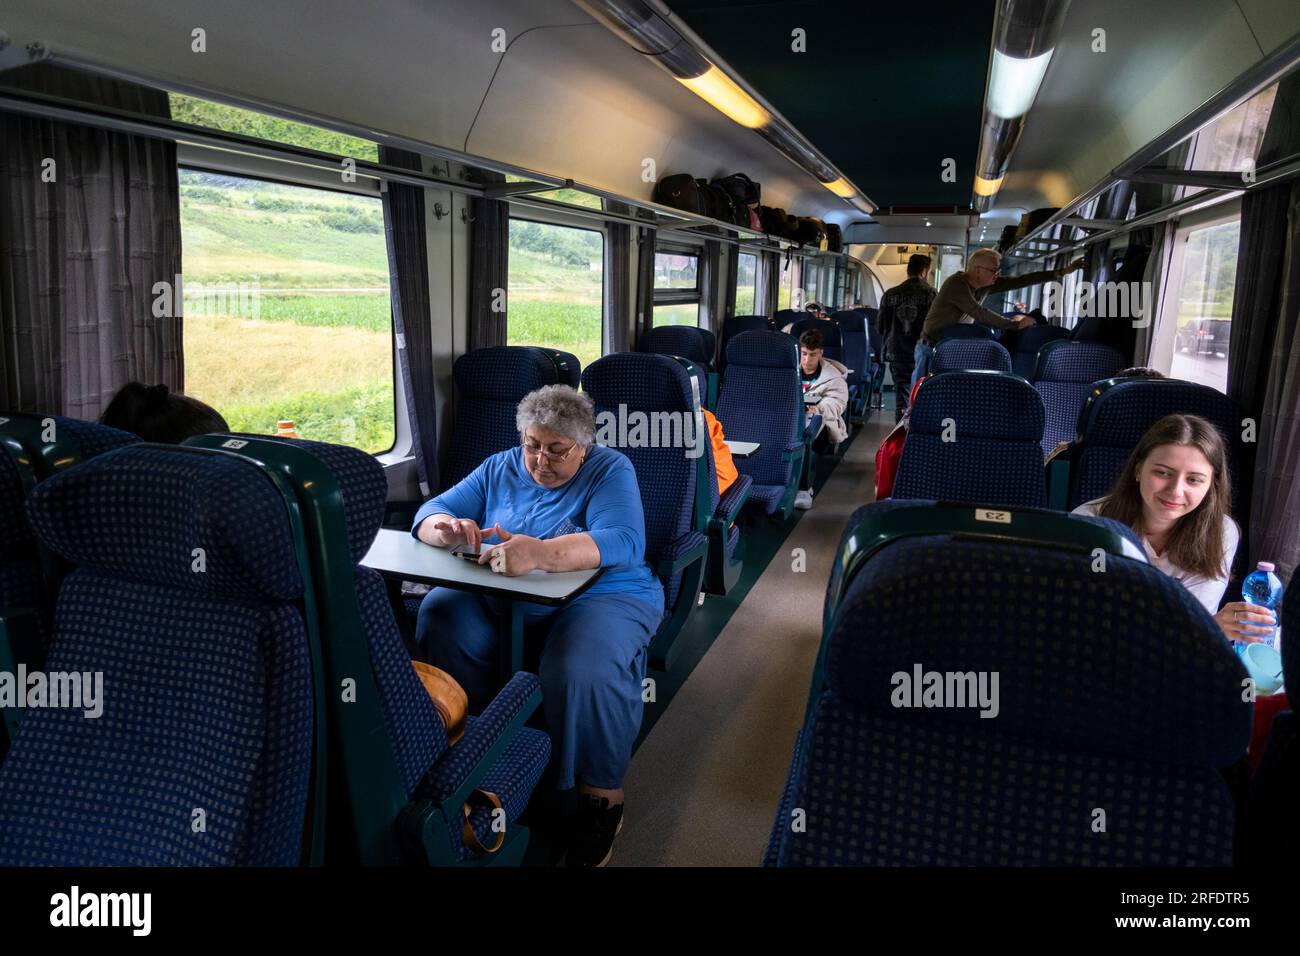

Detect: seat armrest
657,532,708,576
713,475,752,526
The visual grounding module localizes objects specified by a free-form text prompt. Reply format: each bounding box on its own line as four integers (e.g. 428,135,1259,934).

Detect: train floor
612,408,895,866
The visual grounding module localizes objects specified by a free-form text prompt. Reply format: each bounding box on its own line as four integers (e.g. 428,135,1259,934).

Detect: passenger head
515,384,595,489
799,329,824,375
1097,414,1231,580
1118,366,1166,379
965,248,1002,289
907,254,932,278
804,301,825,317
100,382,229,443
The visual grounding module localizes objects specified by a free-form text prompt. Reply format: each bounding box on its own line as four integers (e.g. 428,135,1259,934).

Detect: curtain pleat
467,173,508,351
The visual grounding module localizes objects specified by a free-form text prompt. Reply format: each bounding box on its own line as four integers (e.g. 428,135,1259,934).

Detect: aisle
612,414,895,866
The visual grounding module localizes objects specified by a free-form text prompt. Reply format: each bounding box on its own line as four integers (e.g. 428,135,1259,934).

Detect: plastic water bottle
1241,561,1284,649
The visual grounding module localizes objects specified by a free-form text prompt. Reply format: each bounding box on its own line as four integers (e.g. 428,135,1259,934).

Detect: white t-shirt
1072,498,1240,615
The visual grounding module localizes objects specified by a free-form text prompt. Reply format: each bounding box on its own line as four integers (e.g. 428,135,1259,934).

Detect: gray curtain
467,171,508,351
606,221,635,353
633,224,657,349
1132,221,1175,366
698,239,721,330
0,64,181,417
379,146,439,491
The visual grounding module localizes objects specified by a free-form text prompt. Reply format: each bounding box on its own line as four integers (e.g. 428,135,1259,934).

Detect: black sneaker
565,795,624,867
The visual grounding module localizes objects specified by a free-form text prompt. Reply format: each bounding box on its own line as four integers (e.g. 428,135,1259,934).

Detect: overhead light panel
676,66,769,128
986,48,1054,120
821,177,856,198
974,174,1005,197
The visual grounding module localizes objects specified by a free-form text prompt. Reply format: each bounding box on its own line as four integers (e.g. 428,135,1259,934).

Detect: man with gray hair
910,248,1085,390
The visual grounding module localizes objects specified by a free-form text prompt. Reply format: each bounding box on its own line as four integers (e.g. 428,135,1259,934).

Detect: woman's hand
420,515,485,550
478,524,544,576
1214,601,1276,643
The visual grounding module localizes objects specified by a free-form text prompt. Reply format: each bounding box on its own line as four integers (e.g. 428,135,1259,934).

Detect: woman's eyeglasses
521,439,578,464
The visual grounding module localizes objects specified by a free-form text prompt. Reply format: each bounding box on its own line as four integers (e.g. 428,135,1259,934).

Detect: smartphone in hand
450,543,483,562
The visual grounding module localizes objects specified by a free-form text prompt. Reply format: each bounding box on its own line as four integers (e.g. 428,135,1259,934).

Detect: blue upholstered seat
581,353,709,670
719,315,770,370
1010,324,1070,380
716,331,805,519
1031,340,1126,457
786,318,843,364
445,347,564,490
767,500,1251,866
0,444,315,865
929,338,1013,375
832,310,869,418
892,371,1047,508
534,348,582,389
1065,378,1250,515
639,325,713,370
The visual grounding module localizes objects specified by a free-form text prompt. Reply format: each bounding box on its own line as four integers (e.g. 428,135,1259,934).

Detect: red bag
874,420,907,500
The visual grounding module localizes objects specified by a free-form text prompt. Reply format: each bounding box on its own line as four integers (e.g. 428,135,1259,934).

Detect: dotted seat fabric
48,416,141,460
787,318,843,364
583,353,701,616
1,445,312,864
1032,342,1125,457
717,331,802,513
769,522,1250,866
445,347,560,489
639,325,712,370
832,311,869,388
1068,379,1248,514
930,339,1012,375
893,372,1047,509
719,316,770,369
1011,325,1070,380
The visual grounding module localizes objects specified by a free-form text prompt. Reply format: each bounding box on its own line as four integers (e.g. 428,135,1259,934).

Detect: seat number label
221,439,248,449
975,509,1011,524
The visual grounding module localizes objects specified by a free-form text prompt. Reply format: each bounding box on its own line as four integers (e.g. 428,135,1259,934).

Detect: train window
1167,217,1240,391
735,252,759,314
803,260,821,305
507,219,605,370
178,168,396,453
170,94,379,162
778,256,796,310
652,248,702,326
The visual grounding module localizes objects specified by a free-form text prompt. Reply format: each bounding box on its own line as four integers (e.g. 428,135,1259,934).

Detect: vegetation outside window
507,219,605,370
735,253,758,315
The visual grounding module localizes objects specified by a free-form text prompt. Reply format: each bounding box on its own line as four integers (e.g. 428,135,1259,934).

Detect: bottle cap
277,420,295,430
1257,561,1275,572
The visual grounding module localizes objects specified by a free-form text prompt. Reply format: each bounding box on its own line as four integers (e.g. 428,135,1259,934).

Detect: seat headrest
725,330,798,369
832,311,865,332
931,339,1012,374
825,530,1250,765
26,445,304,602
639,326,710,363
263,437,388,564
1038,341,1125,383
51,416,141,459
453,347,557,400
910,371,1044,441
582,352,698,414
1083,378,1242,448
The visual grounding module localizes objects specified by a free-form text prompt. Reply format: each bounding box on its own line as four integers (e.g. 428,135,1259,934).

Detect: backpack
825,223,843,253
712,173,761,206
654,174,705,215
791,217,824,247
874,420,907,499
758,205,787,235
699,180,734,222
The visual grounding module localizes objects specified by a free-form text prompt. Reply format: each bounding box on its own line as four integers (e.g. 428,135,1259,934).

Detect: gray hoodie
802,356,850,443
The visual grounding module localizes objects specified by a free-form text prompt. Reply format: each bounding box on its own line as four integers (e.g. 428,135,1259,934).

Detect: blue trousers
415,588,661,791
910,341,934,391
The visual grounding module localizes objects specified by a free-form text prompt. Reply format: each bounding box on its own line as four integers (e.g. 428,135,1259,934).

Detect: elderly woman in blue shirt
412,384,662,867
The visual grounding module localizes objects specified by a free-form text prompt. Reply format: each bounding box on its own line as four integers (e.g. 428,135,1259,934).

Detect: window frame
175,149,404,459
505,208,609,364
652,239,705,325
734,248,761,316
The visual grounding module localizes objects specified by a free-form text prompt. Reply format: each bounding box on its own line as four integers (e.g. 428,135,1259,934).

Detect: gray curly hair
516,385,596,447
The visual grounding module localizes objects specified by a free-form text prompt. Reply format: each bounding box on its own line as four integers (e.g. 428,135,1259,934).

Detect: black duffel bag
654,174,705,215
712,173,761,207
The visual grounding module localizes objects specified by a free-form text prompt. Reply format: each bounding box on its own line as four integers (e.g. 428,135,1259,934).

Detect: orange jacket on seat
703,410,737,496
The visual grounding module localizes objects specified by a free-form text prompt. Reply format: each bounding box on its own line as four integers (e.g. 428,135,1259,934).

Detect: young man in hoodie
794,327,849,510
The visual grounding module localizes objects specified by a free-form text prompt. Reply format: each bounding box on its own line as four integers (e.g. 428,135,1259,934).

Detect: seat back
832,311,869,388
787,318,843,363
1032,340,1126,457
770,499,1249,866
893,371,1047,508
774,309,802,328
1067,378,1251,515
720,315,771,369
0,444,316,865
582,354,702,617
534,348,582,389
717,331,802,492
1011,324,1070,379
446,347,561,489
639,325,712,370
929,338,1012,375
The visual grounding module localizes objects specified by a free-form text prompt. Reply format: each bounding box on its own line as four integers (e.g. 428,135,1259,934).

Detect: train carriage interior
2,0,1300,900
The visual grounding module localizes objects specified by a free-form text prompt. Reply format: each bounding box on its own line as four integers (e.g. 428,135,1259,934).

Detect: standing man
911,249,1086,391
877,254,937,422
